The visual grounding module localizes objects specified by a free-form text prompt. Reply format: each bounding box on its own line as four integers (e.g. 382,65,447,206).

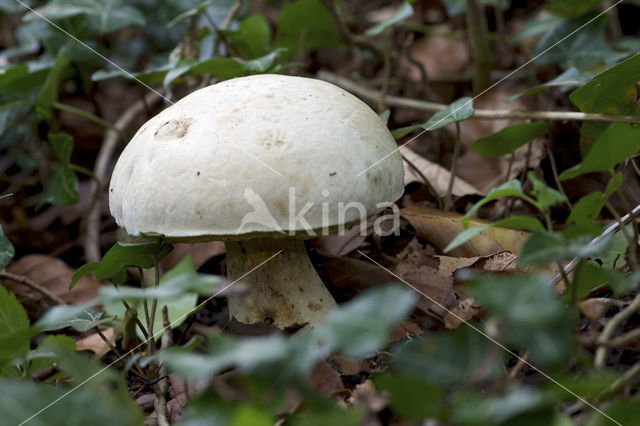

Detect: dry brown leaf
315,252,393,299
401,146,482,197
401,205,530,257
390,319,424,341
306,361,346,396
4,254,101,317
76,328,115,357
444,298,480,329
405,33,471,79
315,222,370,256
578,298,626,322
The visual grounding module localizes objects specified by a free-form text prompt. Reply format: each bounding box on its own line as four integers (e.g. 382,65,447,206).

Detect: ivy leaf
558,123,640,180
276,0,340,57
473,123,548,158
503,68,592,102
528,171,566,212
223,14,271,59
461,180,536,228
0,286,31,363
365,1,413,36
95,241,172,280
38,164,79,207
36,303,110,332
423,97,474,131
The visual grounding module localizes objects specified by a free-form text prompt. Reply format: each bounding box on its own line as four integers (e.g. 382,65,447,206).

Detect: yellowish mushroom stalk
225,237,335,328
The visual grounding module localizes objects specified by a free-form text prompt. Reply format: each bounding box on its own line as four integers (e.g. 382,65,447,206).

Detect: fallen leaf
76,327,115,357
401,146,482,197
405,34,471,80
315,222,370,256
306,361,346,396
160,241,225,272
4,254,101,318
444,297,480,329
401,205,530,257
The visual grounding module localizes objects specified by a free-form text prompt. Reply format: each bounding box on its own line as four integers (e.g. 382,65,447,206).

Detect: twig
544,143,572,210
598,358,640,400
507,351,529,379
595,291,640,368
31,363,59,382
316,71,640,125
113,282,150,341
444,122,462,211
0,270,65,305
84,92,162,263
153,306,172,426
465,0,491,92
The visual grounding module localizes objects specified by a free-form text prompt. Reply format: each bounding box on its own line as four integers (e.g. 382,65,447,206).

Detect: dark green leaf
503,68,592,101
394,326,503,386
276,0,340,57
36,54,70,116
223,14,271,59
586,400,640,426
518,231,612,266
241,49,285,73
38,165,79,207
29,0,146,32
450,388,551,425
162,334,290,379
320,285,415,358
70,262,99,290
373,374,444,420
567,192,604,225
570,53,640,115
48,133,74,164
0,286,30,363
167,0,216,28
572,261,612,300
558,123,640,180
528,171,566,212
365,1,413,36
461,180,536,228
422,97,474,131
0,226,15,269
473,123,548,158
27,335,76,379
95,241,172,280
35,303,110,332
473,274,575,365
604,171,623,200
0,64,30,90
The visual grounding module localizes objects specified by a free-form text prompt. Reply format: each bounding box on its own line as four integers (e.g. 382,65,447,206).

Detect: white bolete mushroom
109,74,403,328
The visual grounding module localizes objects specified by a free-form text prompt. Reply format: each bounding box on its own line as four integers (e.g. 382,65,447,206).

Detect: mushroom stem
225,237,336,328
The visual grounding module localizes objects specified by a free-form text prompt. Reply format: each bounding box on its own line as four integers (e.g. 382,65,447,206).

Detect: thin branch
84,92,162,263
0,270,65,305
317,71,640,125
595,291,640,368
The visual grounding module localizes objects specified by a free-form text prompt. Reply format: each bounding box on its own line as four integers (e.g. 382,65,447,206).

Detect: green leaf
48,133,74,164
558,123,640,180
373,374,444,420
444,215,544,253
394,326,503,386
70,262,99,290
528,171,566,212
586,399,640,426
0,226,15,269
533,14,621,70
503,68,592,101
167,0,216,28
35,303,111,332
364,1,414,36
95,241,172,280
390,124,422,139
0,286,31,363
241,49,285,73
162,334,290,379
572,261,612,300
473,123,548,158
518,231,612,266
320,285,415,358
473,274,575,365
276,0,340,57
223,14,271,59
450,388,551,425
510,14,564,44
548,0,604,16
38,165,79,207
422,97,474,131
567,192,604,225
0,64,30,90
29,0,146,32
461,180,536,228
36,54,70,117
604,171,623,200
27,335,76,379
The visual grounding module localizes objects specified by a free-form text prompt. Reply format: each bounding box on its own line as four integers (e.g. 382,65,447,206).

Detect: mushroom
109,74,404,328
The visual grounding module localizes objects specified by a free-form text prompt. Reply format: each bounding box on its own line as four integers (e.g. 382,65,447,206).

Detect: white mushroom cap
109,74,403,239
